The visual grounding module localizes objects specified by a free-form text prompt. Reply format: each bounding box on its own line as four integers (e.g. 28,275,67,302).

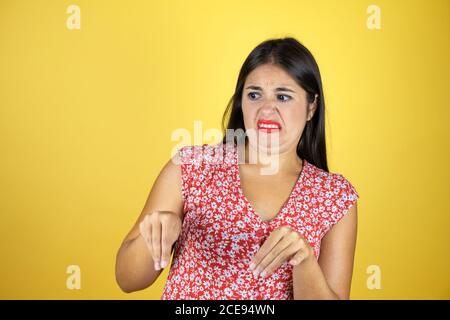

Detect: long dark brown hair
221,37,328,172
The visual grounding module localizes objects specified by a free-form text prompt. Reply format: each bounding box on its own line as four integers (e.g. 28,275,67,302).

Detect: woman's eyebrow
245,85,295,93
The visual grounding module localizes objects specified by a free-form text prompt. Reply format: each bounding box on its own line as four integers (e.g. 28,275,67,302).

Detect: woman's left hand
249,225,314,278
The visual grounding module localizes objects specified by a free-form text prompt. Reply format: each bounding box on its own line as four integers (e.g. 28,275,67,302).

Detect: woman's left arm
293,202,358,300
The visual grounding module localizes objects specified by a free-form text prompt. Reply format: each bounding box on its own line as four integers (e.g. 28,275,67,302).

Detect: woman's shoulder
175,142,235,166
305,160,359,200
304,161,359,238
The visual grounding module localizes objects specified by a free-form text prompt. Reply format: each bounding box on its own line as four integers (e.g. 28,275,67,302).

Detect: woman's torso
160,142,359,300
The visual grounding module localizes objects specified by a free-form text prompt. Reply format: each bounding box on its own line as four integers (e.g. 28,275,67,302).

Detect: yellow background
0,0,449,299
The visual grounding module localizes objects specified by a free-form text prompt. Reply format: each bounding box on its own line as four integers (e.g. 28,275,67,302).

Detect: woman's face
241,63,317,154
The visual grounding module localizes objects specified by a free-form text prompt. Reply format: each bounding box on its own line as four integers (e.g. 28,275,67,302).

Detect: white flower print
224,287,232,297
231,243,241,252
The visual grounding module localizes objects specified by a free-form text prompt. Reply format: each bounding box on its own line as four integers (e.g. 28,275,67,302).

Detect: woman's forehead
244,65,301,90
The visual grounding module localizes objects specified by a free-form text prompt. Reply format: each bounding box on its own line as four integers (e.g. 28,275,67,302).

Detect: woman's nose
260,102,278,114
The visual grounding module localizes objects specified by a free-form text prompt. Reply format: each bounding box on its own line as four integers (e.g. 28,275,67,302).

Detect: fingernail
160,260,167,268
249,262,255,271
154,262,160,270
260,270,267,278
253,268,260,277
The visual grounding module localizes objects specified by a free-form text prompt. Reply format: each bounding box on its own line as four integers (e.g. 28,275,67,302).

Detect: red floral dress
161,142,359,300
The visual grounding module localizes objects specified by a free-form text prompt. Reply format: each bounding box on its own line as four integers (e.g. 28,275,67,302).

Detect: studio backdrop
0,0,449,299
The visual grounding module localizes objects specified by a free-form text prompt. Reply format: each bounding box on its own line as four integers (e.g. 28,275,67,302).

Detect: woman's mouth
257,119,282,133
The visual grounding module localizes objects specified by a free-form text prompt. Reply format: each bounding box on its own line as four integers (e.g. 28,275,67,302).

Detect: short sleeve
175,144,215,213
175,145,201,211
175,142,232,213
319,173,359,239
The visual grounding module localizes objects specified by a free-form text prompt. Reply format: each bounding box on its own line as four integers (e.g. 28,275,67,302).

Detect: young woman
115,37,359,300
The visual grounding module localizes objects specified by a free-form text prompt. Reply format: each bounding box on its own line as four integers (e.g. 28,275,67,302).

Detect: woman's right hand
139,210,183,271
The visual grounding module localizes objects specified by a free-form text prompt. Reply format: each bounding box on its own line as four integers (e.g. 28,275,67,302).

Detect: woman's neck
241,141,303,176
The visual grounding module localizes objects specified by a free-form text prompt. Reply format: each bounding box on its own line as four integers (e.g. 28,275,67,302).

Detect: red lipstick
257,119,282,133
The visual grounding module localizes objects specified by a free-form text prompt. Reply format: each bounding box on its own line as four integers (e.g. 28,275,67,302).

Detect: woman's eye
278,94,291,102
248,92,259,100
247,92,291,101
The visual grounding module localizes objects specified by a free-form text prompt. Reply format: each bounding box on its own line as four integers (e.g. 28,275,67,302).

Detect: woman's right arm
115,153,184,293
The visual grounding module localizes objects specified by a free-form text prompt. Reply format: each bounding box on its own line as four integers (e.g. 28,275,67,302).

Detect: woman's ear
307,94,319,121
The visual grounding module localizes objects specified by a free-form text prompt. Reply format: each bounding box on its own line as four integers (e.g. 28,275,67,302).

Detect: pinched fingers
139,215,153,257
139,211,182,271
250,231,301,278
139,214,161,270
249,229,285,275
262,239,302,277
249,227,312,278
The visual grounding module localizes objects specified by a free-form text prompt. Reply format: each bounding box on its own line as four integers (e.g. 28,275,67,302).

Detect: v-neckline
233,143,307,225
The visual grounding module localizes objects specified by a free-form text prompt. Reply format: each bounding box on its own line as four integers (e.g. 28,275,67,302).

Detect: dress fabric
161,142,359,300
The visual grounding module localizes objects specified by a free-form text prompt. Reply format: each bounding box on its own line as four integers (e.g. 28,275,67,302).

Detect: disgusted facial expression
241,63,317,154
